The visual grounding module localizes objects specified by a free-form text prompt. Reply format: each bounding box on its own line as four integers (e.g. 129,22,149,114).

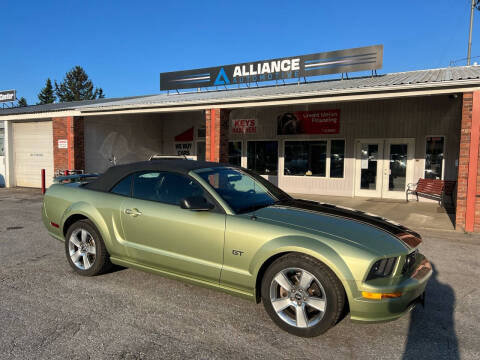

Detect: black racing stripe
277,199,421,240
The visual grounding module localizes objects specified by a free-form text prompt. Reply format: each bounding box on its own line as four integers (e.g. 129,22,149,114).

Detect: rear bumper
349,257,432,323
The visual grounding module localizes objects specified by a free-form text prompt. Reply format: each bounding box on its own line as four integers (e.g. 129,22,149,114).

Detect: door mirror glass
180,196,213,211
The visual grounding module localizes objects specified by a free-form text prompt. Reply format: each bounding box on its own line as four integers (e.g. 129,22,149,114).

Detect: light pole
467,0,480,65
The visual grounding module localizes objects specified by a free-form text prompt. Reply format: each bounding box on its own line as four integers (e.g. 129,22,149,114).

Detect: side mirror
180,196,214,211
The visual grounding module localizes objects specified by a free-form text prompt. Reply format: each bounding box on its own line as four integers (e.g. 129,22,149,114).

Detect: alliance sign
160,45,383,91
0,90,16,103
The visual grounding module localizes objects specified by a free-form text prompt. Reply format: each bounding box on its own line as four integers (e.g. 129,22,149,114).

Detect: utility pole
468,0,480,65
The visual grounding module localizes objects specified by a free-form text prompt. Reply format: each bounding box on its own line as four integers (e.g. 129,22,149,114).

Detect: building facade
1,66,480,231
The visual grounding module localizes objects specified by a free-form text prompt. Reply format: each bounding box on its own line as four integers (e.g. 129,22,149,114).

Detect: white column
4,120,15,187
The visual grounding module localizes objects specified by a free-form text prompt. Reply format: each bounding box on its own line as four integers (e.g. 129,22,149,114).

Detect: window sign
277,110,340,135
175,142,193,156
247,141,278,175
232,119,256,134
425,137,444,179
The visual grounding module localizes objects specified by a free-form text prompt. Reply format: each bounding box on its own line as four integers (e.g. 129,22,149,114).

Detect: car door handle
124,208,142,217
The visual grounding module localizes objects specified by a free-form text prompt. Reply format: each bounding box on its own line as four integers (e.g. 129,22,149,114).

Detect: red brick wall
456,92,480,232
205,108,229,162
52,116,85,173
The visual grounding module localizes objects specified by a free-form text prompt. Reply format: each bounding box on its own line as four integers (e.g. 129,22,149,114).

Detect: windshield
194,167,292,214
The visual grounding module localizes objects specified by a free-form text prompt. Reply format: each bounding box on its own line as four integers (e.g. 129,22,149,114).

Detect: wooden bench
406,178,456,205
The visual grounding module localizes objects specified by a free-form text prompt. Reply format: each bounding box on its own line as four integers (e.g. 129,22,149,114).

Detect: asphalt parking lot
0,188,479,360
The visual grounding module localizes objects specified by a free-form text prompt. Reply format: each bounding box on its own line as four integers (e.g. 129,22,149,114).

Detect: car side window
132,171,205,205
110,174,133,197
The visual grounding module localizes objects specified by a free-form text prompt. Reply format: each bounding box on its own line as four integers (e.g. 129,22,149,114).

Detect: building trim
1,111,81,121
1,82,480,121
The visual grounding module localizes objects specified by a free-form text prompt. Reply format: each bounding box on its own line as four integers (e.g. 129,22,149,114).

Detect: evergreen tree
17,97,27,107
37,78,56,104
54,66,105,102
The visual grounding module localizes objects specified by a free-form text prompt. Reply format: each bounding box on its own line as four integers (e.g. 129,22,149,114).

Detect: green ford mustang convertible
42,159,432,337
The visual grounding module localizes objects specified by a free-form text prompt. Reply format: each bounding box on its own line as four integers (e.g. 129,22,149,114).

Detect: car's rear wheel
261,253,345,337
65,219,112,276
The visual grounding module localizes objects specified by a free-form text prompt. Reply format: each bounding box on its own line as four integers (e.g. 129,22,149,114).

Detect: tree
17,97,27,107
54,66,105,102
37,78,56,104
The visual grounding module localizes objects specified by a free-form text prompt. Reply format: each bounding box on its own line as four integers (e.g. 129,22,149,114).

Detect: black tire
261,253,345,337
64,219,112,276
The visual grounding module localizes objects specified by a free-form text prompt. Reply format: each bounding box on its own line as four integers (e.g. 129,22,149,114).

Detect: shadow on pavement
402,263,458,360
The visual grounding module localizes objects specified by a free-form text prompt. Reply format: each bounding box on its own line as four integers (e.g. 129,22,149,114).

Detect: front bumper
348,256,432,323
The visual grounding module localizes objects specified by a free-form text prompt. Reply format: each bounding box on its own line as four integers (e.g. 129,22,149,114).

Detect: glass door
382,138,415,199
355,138,415,198
355,140,384,197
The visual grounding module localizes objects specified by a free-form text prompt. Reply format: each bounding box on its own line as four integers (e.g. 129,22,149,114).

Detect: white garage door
13,121,54,188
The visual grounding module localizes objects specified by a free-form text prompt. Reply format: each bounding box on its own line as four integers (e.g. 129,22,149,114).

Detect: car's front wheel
261,253,345,337
65,219,112,276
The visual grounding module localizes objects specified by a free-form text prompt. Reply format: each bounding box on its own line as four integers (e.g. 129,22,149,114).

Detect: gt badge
232,249,244,256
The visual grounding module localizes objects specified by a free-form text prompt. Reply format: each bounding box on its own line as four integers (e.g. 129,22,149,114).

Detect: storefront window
196,141,205,161
197,126,206,139
247,141,278,175
330,140,345,178
284,141,327,176
0,127,4,156
228,141,242,166
425,137,444,179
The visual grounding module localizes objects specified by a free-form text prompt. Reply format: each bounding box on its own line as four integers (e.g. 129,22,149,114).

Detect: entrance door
355,140,384,197
355,138,415,199
383,138,415,199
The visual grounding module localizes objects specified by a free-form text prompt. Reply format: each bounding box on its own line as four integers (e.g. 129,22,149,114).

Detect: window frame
282,138,346,179
424,135,446,180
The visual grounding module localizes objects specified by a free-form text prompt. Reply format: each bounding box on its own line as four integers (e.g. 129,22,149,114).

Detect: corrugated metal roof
0,96,146,116
2,66,480,116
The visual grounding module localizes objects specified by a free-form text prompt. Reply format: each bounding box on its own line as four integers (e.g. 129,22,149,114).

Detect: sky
0,0,479,104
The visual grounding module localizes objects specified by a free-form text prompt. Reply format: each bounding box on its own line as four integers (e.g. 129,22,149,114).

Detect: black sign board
0,90,16,103
160,45,383,91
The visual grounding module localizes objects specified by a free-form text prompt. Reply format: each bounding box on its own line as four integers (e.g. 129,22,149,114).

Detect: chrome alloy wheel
68,228,96,270
269,268,327,328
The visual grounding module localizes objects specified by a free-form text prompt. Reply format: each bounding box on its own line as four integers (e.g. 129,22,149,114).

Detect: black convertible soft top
84,159,226,192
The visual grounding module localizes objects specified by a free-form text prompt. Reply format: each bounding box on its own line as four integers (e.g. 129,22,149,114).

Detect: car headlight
366,257,397,280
